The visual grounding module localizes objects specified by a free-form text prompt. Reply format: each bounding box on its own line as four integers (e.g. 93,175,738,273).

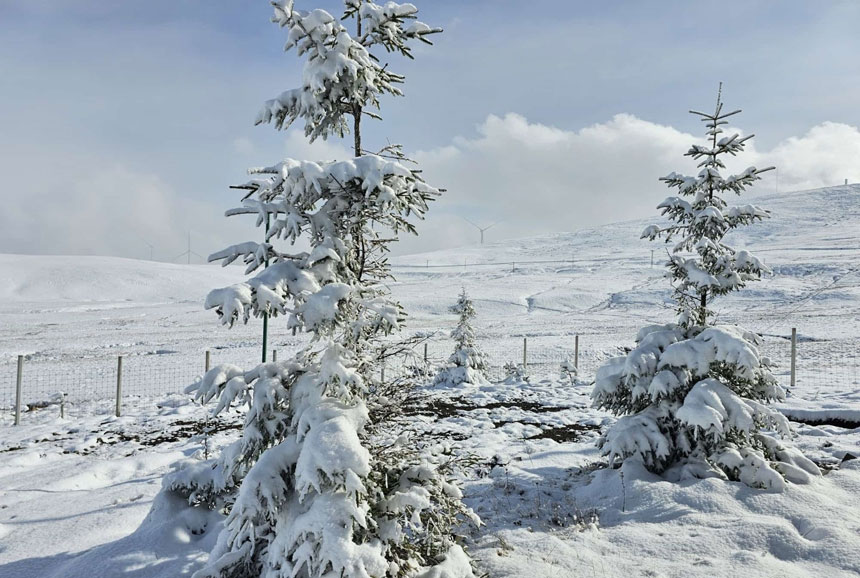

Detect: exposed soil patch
526,423,601,443
7,417,248,456
110,418,242,447
788,416,860,429
405,396,575,419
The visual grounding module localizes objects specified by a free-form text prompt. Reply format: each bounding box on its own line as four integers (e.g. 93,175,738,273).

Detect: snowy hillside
0,184,858,373
397,183,860,266
0,254,243,304
389,184,860,353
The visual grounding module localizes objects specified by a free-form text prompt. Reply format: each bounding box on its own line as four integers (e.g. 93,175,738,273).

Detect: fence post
205,350,211,372
574,335,579,369
115,355,123,418
14,355,23,426
522,337,527,368
790,327,797,388
423,343,428,363
381,365,385,384
272,349,277,362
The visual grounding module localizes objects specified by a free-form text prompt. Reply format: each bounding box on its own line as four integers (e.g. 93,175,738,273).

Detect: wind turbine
140,238,155,261
174,231,204,264
463,217,499,245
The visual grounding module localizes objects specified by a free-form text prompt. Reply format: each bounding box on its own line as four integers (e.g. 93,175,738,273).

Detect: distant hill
0,185,857,322
0,255,243,304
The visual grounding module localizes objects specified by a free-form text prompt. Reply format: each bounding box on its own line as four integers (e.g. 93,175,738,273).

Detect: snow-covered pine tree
592,88,821,490
166,2,476,576
435,289,488,388
641,84,773,327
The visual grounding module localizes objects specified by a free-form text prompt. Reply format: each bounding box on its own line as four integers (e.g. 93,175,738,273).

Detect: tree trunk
353,9,362,159
353,105,362,158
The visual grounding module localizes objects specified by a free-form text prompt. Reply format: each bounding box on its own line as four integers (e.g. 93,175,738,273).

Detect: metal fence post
574,335,579,369
205,350,211,372
790,328,797,388
423,343,428,363
14,355,23,426
115,355,123,418
272,349,277,362
522,337,527,368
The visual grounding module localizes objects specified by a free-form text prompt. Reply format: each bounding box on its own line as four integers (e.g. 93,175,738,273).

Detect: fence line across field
1,336,595,424
390,248,860,273
2,328,857,425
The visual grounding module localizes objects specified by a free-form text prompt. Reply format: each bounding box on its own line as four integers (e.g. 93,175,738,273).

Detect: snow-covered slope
390,184,860,341
0,254,242,304
2,183,856,309
396,184,860,264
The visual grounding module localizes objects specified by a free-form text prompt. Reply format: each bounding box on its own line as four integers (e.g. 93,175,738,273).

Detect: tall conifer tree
168,3,477,576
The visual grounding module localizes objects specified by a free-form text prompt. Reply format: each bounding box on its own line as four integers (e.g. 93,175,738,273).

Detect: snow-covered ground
1,184,859,576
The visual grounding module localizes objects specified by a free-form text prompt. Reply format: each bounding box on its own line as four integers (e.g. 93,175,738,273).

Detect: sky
1,0,859,261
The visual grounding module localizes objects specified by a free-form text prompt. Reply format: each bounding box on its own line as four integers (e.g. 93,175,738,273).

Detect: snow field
0,184,859,576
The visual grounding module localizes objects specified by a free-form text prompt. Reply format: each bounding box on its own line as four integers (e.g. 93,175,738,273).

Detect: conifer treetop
641,85,775,325
257,0,440,146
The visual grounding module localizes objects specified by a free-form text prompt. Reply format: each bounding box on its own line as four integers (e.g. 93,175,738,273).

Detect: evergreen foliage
640,85,774,326
435,290,488,388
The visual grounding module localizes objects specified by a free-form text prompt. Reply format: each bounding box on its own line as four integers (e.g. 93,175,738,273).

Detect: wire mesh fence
394,338,618,382
758,333,860,400
2,329,857,425
375,334,613,385
0,349,260,422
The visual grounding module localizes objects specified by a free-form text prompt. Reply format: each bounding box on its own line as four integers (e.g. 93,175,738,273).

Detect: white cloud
751,122,860,191
402,113,860,253
2,113,858,260
408,113,696,250
0,154,247,262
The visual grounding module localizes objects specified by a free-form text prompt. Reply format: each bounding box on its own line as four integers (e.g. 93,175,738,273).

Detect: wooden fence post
115,355,123,418
205,350,211,372
522,337,527,368
574,335,579,369
14,355,23,426
272,349,277,362
790,328,797,388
